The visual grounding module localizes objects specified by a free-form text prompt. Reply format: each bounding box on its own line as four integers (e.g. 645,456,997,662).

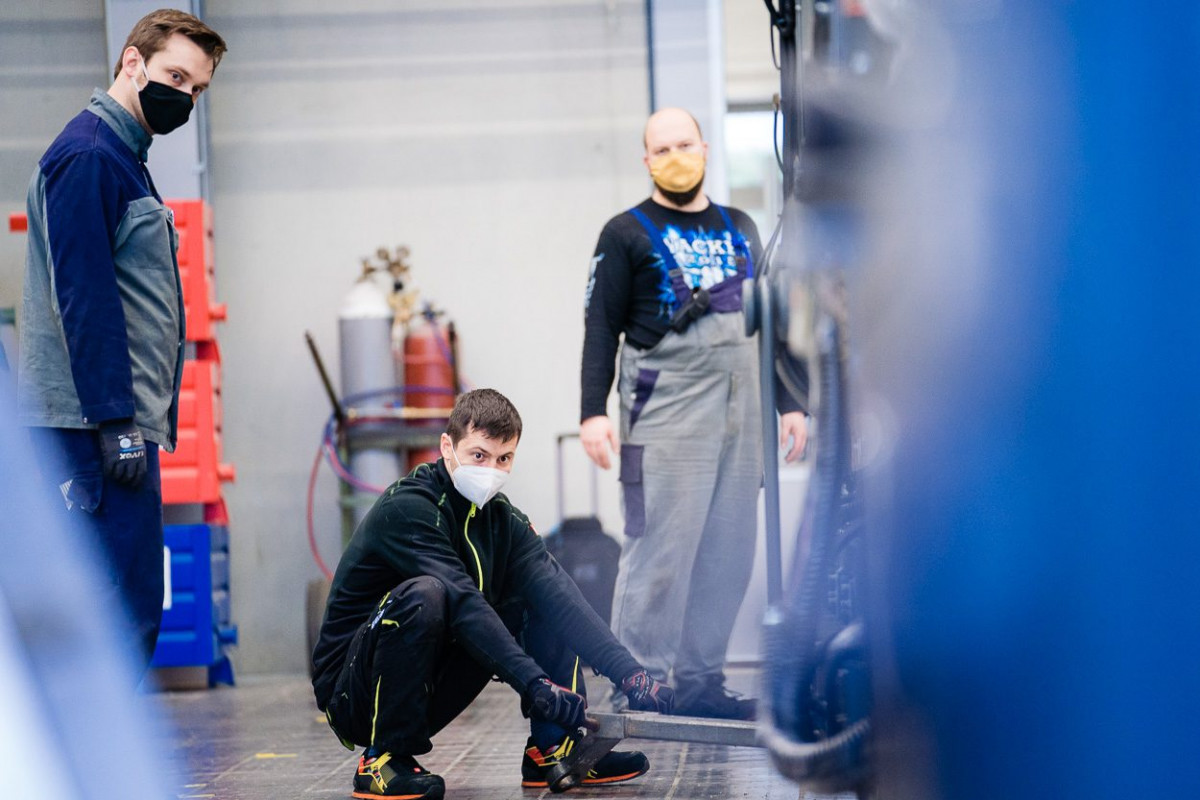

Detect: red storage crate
165,198,227,343
161,349,235,504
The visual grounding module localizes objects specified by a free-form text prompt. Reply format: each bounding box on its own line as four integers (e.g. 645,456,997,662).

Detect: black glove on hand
526,677,588,730
621,668,674,714
98,419,147,487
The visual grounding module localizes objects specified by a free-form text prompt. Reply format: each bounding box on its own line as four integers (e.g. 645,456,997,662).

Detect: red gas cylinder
402,313,457,471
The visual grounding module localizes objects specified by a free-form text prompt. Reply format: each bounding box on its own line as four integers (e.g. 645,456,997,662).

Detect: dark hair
446,389,522,445
113,9,227,79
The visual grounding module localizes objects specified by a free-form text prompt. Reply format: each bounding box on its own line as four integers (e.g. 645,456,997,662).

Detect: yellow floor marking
254,752,298,759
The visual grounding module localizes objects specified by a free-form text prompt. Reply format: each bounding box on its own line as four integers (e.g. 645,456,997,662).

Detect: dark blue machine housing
759,2,1200,798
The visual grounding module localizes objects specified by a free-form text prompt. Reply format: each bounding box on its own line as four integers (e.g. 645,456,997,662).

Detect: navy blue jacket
18,90,184,448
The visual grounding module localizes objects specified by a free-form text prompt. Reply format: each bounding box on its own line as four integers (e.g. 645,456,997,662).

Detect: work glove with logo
621,668,674,714
525,677,588,730
98,419,147,487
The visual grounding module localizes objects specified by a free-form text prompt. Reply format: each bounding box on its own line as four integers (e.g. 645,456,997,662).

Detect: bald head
643,107,703,153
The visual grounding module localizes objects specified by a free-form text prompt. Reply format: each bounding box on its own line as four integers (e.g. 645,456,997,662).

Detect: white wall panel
0,3,107,313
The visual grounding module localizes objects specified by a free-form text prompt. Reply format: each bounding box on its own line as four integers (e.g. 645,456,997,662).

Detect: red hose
306,441,335,581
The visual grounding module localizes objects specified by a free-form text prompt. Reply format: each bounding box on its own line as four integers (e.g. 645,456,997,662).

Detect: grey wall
0,3,108,312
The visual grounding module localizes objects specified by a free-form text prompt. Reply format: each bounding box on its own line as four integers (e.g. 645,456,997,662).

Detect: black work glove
97,419,147,487
526,677,588,730
621,668,674,714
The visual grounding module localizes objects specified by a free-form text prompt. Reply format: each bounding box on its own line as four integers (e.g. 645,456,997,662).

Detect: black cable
760,207,783,281
771,17,782,70
762,0,782,26
774,101,785,172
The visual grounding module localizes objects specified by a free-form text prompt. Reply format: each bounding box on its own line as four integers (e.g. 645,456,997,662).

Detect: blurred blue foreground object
0,389,179,799
760,1,1200,798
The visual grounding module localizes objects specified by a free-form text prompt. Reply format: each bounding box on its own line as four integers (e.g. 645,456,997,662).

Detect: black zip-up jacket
311,458,640,710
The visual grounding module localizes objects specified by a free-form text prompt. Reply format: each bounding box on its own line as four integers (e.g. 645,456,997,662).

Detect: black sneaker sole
352,787,444,800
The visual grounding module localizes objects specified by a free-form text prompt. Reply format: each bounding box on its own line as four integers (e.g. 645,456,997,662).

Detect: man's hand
526,677,588,729
580,415,620,470
621,668,674,714
779,411,809,463
98,419,147,486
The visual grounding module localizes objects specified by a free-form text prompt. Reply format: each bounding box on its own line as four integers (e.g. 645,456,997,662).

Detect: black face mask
137,65,194,135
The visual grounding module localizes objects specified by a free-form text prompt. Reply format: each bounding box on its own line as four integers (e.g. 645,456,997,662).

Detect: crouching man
312,388,673,799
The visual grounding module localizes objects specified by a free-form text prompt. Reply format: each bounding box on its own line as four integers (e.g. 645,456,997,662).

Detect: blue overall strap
714,204,754,279
629,207,694,310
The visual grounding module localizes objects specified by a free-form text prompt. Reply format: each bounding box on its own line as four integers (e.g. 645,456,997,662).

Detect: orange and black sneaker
521,735,649,788
353,752,445,800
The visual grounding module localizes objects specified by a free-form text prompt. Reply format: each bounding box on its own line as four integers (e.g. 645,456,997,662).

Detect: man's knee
380,576,448,632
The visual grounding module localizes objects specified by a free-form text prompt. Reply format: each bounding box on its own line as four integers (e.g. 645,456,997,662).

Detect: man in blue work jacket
17,9,226,675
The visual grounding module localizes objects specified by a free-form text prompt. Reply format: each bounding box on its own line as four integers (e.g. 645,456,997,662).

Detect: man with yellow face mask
579,107,809,720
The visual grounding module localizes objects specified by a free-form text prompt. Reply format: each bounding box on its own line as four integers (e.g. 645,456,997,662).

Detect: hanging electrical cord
774,100,785,173
759,208,785,280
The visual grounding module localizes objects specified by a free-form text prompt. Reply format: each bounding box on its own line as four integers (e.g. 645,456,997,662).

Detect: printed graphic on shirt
654,225,743,315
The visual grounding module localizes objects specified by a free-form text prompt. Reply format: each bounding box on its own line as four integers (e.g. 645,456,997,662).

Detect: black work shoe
674,685,757,721
353,752,445,799
521,736,649,788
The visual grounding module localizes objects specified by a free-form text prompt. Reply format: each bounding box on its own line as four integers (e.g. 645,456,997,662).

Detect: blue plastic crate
152,523,238,683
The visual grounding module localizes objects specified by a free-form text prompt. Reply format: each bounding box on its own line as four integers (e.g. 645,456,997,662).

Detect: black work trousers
325,576,585,756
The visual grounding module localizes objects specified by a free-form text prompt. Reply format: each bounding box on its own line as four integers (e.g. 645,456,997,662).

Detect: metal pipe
759,278,783,606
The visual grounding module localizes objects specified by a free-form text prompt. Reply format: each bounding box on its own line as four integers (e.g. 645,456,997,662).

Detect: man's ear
439,433,454,463
120,46,142,80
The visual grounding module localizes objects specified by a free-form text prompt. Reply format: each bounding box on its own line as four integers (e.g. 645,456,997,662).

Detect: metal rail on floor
547,712,764,792
589,711,762,748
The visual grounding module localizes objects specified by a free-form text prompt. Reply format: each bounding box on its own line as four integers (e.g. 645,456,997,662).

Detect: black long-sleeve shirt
581,197,805,421
311,459,640,711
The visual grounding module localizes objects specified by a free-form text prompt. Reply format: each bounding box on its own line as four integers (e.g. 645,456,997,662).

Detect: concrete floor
156,668,851,800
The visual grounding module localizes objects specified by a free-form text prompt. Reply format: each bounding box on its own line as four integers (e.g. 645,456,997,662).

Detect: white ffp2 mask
449,448,509,507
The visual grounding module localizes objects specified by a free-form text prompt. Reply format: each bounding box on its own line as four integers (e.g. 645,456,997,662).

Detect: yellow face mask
648,150,706,193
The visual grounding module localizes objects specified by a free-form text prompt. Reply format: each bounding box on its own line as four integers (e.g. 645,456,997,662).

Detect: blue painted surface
866,4,1200,798
152,523,237,683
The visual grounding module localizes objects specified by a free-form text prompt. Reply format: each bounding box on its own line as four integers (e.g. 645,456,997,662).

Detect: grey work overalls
610,205,764,698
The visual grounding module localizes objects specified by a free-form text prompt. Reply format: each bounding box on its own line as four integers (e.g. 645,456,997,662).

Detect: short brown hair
446,389,523,445
113,9,227,79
